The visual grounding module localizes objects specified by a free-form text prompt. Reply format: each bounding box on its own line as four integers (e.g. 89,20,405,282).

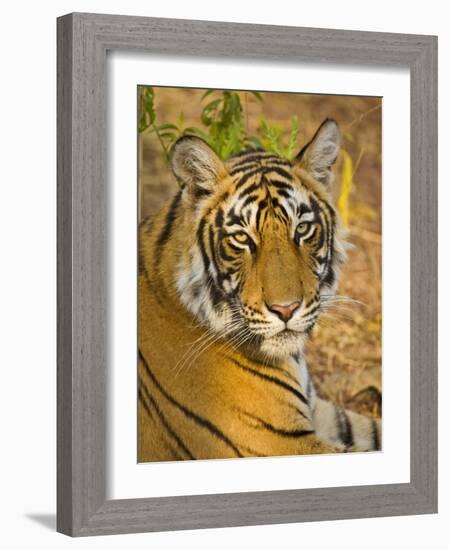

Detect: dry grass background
139,87,382,419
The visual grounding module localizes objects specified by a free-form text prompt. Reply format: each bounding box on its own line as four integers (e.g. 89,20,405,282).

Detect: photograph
137,86,382,462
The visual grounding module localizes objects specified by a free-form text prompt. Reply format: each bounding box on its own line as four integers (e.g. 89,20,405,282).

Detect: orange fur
138,124,380,462
138,184,338,461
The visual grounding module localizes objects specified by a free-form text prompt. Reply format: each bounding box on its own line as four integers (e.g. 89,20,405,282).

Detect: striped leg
312,396,381,452
293,356,381,452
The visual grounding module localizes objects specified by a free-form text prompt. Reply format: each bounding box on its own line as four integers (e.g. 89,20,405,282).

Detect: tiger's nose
267,301,301,322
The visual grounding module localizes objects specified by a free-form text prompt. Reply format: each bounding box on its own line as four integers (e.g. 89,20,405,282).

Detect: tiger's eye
296,222,311,236
232,231,250,244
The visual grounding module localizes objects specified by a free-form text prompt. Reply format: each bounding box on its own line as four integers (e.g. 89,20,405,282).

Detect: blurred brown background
139,87,382,419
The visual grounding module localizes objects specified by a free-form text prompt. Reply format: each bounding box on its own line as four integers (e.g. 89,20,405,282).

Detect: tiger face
170,119,346,362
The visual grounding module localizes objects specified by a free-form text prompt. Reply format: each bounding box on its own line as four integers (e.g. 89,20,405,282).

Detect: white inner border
107,52,410,500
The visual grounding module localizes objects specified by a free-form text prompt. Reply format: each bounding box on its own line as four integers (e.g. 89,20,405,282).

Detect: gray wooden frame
57,12,438,537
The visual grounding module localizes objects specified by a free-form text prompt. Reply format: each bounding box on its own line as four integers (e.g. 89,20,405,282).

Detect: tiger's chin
253,330,308,363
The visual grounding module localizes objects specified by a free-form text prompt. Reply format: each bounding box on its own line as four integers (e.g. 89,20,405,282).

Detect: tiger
138,118,381,462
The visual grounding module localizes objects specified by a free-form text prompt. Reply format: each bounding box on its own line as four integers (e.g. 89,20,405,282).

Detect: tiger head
169,119,347,362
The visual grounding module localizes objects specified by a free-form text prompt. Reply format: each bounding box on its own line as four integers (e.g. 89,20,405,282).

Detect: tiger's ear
294,119,340,186
170,135,227,195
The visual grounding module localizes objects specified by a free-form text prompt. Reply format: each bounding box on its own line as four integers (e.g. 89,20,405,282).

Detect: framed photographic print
57,13,437,536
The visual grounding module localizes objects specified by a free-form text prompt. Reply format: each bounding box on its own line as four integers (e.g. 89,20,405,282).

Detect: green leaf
138,114,149,133
201,98,222,126
155,122,179,131
258,116,283,156
183,127,209,139
251,91,264,102
158,132,177,140
245,135,264,149
201,89,216,100
140,87,304,166
285,115,299,159
138,86,156,133
204,98,222,110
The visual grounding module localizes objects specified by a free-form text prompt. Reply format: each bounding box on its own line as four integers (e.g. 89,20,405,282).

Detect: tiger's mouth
244,316,318,339
257,327,310,361
226,314,315,360
271,326,312,341
279,327,303,336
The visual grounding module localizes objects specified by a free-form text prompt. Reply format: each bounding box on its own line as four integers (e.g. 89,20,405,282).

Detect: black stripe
255,198,269,231
196,220,226,305
231,153,288,168
322,266,335,287
371,419,380,450
139,382,195,460
208,225,220,275
218,242,236,262
322,200,334,284
270,198,289,222
240,193,260,209
258,354,310,394
268,179,293,191
229,161,260,175
299,203,312,217
239,446,268,457
215,207,224,229
139,350,243,457
335,406,354,448
226,207,245,227
154,191,182,265
275,188,294,200
235,169,263,189
314,223,326,250
138,244,145,274
265,166,293,180
196,217,210,271
310,195,335,286
309,196,322,220
226,356,309,406
138,388,154,420
304,302,321,317
273,397,311,422
164,442,184,460
191,186,210,200
227,241,242,254
230,158,291,175
206,274,224,308
247,235,257,254
239,410,314,438
237,180,263,199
